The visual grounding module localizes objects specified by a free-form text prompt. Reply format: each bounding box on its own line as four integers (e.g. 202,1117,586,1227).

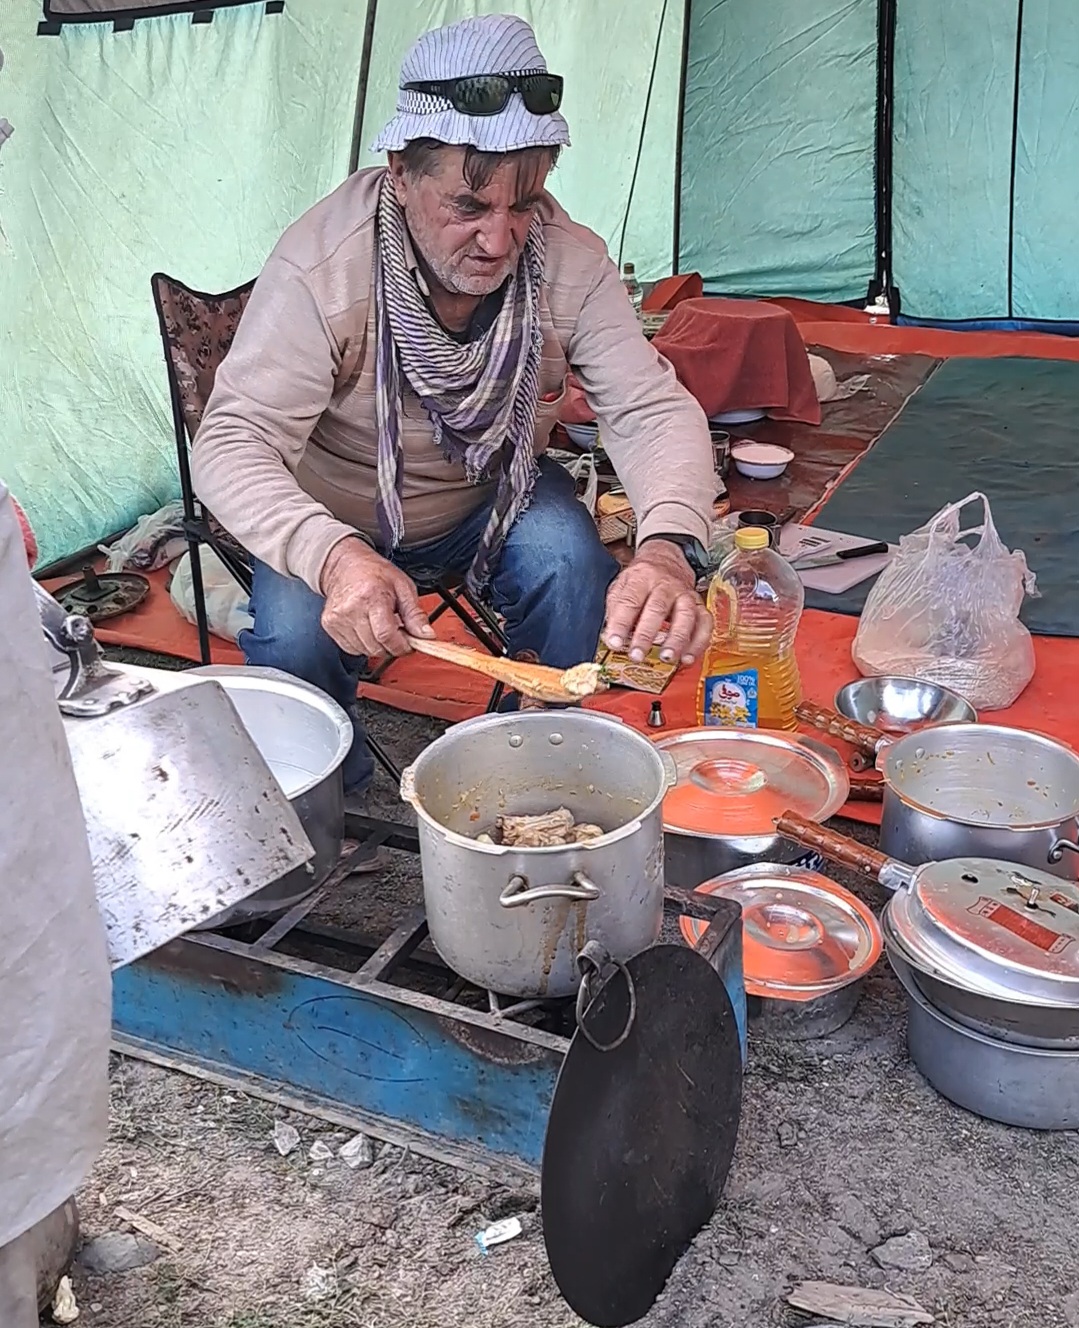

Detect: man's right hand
319,538,435,658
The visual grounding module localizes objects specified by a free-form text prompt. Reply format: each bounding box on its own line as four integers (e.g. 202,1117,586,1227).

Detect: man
192,13,716,798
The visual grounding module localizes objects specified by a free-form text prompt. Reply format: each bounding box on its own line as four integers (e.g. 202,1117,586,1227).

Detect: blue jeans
240,460,619,793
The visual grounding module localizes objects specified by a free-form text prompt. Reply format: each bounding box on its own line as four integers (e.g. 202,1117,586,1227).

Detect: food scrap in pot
477,807,606,847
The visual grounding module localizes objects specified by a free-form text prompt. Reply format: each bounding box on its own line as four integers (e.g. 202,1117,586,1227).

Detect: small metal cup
709,427,731,478
736,509,779,548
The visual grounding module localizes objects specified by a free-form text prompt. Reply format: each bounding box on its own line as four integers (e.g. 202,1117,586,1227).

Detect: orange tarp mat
59,565,1077,827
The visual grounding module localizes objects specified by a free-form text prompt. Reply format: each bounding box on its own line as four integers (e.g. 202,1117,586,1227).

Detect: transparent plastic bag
100,501,186,572
852,492,1038,711
169,547,253,644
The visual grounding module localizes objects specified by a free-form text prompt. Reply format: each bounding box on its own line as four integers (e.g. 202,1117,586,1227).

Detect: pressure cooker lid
542,943,742,1327
681,864,882,1001
887,857,1079,1008
655,729,849,838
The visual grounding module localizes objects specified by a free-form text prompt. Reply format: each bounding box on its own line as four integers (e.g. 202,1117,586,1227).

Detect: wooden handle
845,778,884,803
774,811,891,878
406,637,600,704
795,701,883,756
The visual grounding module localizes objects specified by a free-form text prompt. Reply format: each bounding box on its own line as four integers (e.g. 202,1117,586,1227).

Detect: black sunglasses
402,72,564,118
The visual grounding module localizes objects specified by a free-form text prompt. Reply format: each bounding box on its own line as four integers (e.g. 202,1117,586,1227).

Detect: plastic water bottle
621,262,643,322
697,527,804,730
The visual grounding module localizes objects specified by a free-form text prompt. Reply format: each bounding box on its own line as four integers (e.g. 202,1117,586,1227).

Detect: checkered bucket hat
372,13,571,155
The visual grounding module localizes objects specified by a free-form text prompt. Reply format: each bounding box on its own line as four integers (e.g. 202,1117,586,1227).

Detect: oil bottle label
702,671,759,727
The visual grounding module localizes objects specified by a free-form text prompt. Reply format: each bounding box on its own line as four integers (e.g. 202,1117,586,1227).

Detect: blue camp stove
111,813,746,1182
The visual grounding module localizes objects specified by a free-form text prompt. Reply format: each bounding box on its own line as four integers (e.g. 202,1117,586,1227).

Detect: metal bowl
835,675,977,734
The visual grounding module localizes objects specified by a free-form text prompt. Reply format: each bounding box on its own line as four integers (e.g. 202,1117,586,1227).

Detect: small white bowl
563,422,600,449
711,408,767,425
731,442,794,480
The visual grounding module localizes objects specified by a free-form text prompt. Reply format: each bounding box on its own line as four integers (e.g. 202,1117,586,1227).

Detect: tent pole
869,0,898,314
671,0,693,275
348,0,380,177
669,0,696,274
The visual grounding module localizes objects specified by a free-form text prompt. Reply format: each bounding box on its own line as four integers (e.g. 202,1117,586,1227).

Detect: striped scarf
373,173,545,593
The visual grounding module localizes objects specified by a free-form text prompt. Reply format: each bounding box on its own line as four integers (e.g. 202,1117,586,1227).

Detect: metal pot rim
896,948,1079,1060
403,710,668,852
880,723,1079,829
881,909,1075,1010
189,664,353,799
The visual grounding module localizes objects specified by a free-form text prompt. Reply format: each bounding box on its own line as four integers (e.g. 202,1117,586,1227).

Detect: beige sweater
191,168,715,594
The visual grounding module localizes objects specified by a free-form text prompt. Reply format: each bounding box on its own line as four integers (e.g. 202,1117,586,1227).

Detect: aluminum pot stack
776,812,1079,1129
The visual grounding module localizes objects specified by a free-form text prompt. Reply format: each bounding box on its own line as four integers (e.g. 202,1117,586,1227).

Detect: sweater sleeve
566,255,716,547
190,256,360,594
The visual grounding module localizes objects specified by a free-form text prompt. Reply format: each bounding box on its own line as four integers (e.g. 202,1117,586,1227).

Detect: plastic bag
169,547,253,644
852,492,1038,711
100,501,186,572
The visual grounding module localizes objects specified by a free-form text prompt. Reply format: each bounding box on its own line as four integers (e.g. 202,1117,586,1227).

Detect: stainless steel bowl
189,665,353,928
835,675,977,734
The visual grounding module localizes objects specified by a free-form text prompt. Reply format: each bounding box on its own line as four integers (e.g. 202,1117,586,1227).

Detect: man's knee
242,563,340,678
517,489,618,596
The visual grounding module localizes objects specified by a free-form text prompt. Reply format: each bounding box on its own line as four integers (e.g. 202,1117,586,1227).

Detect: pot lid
655,729,849,838
542,943,742,1327
886,857,1079,1008
681,864,882,1001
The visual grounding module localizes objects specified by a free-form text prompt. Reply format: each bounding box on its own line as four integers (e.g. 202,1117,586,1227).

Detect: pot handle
659,750,678,790
499,872,601,909
399,765,417,807
795,701,883,757
1048,838,1079,865
775,811,891,880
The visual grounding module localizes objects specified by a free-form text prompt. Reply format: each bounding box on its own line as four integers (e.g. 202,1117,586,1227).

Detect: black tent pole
348,0,380,176
671,0,693,275
869,0,898,313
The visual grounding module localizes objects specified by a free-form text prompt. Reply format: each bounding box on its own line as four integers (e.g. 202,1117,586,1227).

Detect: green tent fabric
2,0,1079,567
679,0,878,304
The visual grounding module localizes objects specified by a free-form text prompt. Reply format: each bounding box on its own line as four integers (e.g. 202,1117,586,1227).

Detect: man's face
389,146,551,297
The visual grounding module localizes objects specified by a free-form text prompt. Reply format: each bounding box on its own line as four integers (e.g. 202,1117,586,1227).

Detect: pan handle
775,811,892,879
795,701,883,757
500,872,602,909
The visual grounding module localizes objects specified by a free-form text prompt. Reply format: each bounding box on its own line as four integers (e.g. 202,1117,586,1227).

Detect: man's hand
320,538,435,658
603,539,712,665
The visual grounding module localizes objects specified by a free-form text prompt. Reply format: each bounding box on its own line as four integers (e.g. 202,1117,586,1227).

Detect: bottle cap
734,527,770,551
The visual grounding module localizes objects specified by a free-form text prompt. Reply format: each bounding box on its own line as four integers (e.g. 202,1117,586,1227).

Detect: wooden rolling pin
407,637,607,705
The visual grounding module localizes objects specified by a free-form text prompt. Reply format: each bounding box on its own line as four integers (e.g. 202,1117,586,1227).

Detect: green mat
808,356,1079,638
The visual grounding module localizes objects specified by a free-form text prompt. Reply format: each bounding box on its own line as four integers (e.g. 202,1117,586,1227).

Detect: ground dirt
63,670,1079,1328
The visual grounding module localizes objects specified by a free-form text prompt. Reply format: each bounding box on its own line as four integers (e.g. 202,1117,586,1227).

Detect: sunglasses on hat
403,71,564,118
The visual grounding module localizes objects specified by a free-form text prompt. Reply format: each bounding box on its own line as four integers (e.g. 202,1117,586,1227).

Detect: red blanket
652,297,822,425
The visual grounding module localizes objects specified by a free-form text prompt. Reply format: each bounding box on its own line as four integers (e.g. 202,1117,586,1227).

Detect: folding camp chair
150,272,507,779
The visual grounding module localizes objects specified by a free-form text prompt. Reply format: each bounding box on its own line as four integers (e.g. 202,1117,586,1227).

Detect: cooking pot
798,710,1079,881
890,949,1079,1131
189,666,353,928
654,729,850,888
775,812,1079,1051
400,711,672,999
680,863,881,1040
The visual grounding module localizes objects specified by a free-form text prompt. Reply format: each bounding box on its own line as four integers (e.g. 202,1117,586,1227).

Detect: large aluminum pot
400,711,673,999
878,723,1079,880
190,666,352,927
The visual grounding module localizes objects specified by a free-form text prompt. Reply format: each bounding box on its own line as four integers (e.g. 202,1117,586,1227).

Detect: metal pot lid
681,864,882,1001
887,857,1079,1008
655,728,849,838
542,943,742,1328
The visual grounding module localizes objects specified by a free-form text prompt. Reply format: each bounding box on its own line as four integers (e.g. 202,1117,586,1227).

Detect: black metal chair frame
150,271,509,783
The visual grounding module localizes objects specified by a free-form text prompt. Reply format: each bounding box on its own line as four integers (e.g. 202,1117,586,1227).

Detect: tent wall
0,0,362,567
892,0,1079,324
678,0,878,304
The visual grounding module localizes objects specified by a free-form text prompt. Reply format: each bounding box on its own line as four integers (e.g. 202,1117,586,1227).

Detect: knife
792,541,889,571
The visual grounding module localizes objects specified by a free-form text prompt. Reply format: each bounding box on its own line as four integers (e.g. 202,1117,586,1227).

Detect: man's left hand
603,540,712,666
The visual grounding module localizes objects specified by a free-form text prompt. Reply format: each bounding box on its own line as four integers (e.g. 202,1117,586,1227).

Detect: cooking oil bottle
697,526,804,730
